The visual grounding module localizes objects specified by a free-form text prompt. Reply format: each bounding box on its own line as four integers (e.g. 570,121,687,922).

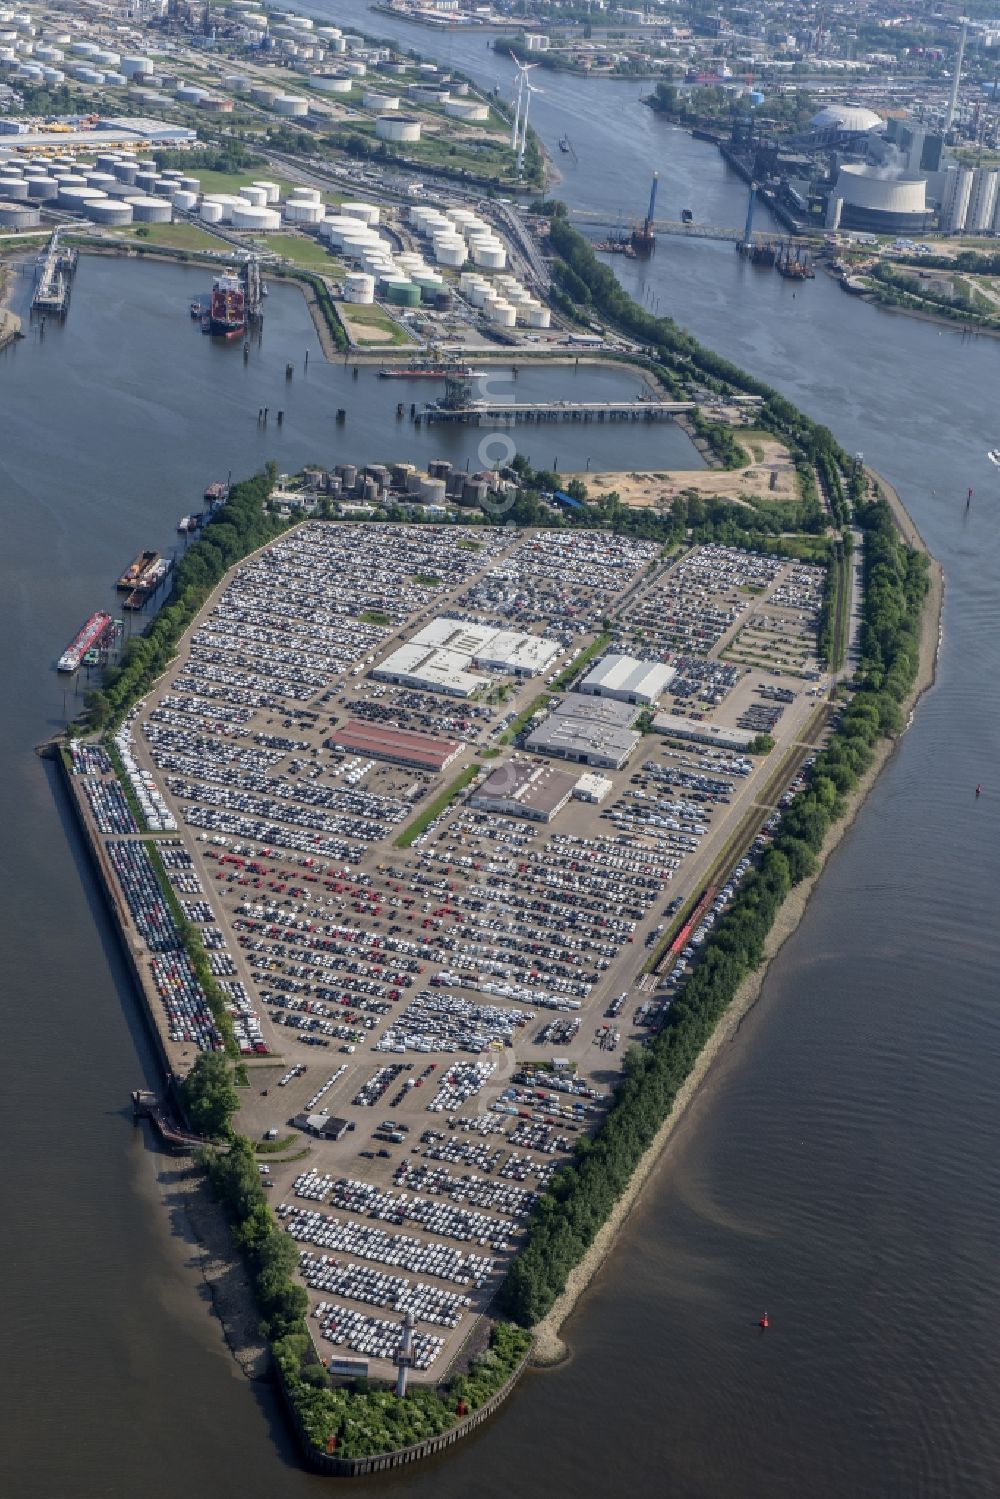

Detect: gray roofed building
578,653,676,705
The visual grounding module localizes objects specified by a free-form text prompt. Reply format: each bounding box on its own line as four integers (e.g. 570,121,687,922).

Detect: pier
31,229,78,317
422,398,695,426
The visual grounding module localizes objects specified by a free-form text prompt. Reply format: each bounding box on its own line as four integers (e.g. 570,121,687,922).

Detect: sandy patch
565,440,796,511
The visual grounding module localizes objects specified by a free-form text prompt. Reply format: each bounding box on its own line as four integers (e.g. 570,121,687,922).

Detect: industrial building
653,713,756,751
328,720,462,774
572,772,612,804
578,653,675,706
526,694,641,770
825,165,932,235
372,641,487,698
373,617,560,696
408,617,560,677
469,759,577,823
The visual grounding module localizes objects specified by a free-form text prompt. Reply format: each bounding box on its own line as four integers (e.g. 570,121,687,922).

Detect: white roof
810,103,883,133
581,654,676,701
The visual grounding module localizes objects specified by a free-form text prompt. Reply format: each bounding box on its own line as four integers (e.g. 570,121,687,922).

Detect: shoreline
532,475,943,1365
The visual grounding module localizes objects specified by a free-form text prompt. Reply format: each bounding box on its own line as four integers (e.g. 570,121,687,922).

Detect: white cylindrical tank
25,176,57,199
274,94,308,116
434,238,468,268
290,185,321,203
341,200,379,225
309,72,351,91
84,171,117,191
176,84,206,104
252,179,280,202
250,84,278,105
0,176,27,199
376,114,420,142
525,304,551,328
128,196,172,223
171,189,198,211
240,184,268,206
344,271,375,303
231,203,281,230
113,162,138,184
445,99,488,122
363,89,398,110
180,176,201,193
342,59,366,76
283,199,324,224
120,55,152,76
473,242,507,270
200,200,224,223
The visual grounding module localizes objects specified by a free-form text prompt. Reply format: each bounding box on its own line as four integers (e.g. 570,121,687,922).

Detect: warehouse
372,641,488,697
329,720,463,773
526,694,641,770
469,758,577,823
578,653,676,705
408,617,560,677
652,713,756,751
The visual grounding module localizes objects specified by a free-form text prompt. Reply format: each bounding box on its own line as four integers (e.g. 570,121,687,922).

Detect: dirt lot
567,434,798,509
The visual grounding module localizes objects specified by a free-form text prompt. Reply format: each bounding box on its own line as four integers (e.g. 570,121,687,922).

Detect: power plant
825,164,933,235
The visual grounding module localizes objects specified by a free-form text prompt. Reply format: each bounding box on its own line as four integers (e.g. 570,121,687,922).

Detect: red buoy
759,1311,769,1330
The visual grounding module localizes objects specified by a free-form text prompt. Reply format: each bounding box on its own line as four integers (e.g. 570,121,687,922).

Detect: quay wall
275,1348,533,1476
55,750,177,1090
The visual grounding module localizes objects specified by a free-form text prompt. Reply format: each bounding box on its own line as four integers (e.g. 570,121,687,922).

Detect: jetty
31,229,78,317
422,398,696,426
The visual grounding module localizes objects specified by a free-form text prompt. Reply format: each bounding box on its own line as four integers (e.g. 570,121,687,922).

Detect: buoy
759,1311,769,1330
976,784,982,797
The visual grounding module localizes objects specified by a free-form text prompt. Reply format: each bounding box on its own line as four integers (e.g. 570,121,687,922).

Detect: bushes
497,493,928,1329
180,1052,240,1139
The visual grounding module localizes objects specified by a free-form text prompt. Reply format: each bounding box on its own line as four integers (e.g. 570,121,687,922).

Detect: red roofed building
328,720,463,774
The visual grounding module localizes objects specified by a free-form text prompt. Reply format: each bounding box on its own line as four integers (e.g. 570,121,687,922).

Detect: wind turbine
518,70,542,174
511,60,538,161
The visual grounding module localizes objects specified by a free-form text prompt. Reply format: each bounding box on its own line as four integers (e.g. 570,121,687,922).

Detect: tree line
497,490,928,1327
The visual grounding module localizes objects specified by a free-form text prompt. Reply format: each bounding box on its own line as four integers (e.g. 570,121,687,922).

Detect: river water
3,19,1000,1495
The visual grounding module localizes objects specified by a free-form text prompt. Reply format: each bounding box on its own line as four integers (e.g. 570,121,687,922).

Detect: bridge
422,398,696,426
568,210,786,246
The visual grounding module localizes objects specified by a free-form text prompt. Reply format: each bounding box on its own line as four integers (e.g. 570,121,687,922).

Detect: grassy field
337,300,415,347
250,233,343,274
188,168,344,206
112,222,227,253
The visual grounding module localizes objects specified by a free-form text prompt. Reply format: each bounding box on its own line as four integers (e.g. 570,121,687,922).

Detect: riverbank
532,475,943,1366
0,259,23,349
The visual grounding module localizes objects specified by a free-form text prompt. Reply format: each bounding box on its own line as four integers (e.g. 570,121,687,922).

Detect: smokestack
944,18,968,136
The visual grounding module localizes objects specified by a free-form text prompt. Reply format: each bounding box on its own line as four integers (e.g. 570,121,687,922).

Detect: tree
180,1051,239,1138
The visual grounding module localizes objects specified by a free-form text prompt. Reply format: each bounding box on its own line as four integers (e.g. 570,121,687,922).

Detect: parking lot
71,524,831,1384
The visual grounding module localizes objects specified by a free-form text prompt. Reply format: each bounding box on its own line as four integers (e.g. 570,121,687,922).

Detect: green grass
112,222,228,253
258,232,344,275
337,300,415,347
457,538,483,551
412,572,441,586
552,632,611,691
256,1134,298,1154
395,763,480,848
500,693,553,744
184,167,339,203
361,609,392,626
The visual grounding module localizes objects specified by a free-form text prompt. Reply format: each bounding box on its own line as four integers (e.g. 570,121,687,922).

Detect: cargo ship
117,549,158,592
208,271,246,337
58,611,112,673
377,362,486,379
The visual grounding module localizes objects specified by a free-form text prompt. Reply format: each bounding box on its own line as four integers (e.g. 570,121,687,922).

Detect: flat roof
473,758,577,817
410,616,560,676
551,693,639,729
580,653,676,702
372,641,487,696
652,712,756,750
332,719,461,770
526,713,640,766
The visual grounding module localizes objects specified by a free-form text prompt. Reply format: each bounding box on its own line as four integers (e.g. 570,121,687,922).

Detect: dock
423,398,696,426
131,1089,206,1152
31,228,78,317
